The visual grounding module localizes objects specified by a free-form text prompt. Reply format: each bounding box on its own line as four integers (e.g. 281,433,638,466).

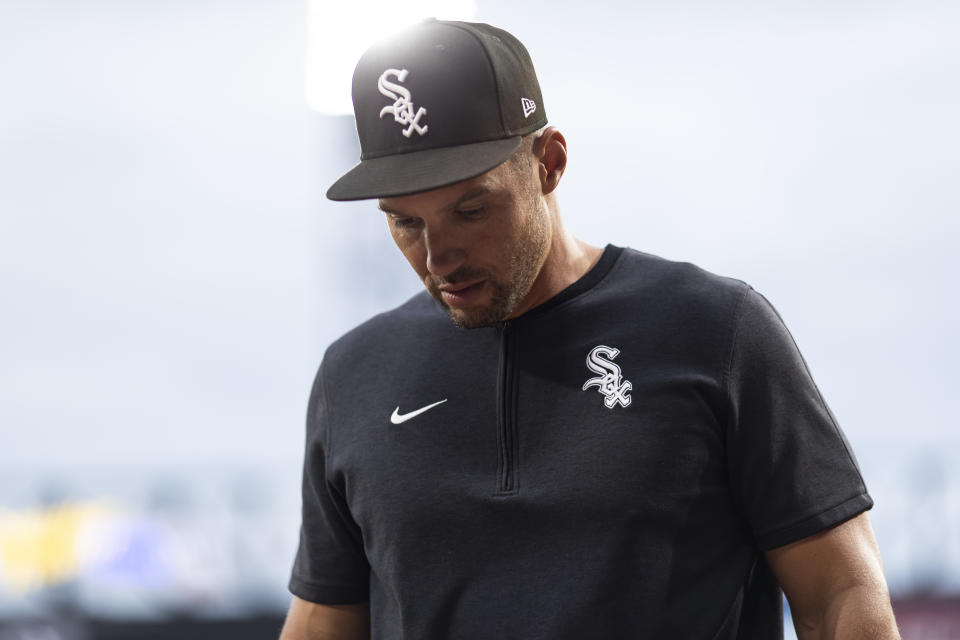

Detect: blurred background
1,0,958,638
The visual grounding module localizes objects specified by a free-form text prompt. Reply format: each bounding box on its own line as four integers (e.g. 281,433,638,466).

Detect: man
281,19,899,640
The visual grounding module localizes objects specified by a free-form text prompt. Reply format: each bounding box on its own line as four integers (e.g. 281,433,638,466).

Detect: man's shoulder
608,246,751,308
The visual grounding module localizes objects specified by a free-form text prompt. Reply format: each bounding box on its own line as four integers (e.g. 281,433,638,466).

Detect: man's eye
391,216,420,229
456,207,485,219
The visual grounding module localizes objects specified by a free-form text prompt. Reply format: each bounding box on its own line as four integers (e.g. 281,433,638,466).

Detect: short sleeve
288,363,370,603
723,287,873,551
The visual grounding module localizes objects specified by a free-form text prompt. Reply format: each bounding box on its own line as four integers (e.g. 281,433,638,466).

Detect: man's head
326,19,565,328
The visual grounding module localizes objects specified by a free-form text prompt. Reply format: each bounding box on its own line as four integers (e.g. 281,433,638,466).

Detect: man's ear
534,126,567,195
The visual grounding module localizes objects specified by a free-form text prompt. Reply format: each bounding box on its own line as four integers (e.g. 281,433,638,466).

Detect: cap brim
326,136,523,201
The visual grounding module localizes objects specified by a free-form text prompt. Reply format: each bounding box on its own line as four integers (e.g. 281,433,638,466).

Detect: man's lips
438,280,486,307
440,279,484,293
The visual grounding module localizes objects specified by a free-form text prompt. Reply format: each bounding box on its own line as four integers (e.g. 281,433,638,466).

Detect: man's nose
423,226,465,277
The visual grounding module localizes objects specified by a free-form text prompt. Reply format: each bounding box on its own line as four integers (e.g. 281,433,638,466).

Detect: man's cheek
396,246,427,277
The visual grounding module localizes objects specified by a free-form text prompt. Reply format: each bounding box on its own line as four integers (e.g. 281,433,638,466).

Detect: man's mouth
438,280,486,308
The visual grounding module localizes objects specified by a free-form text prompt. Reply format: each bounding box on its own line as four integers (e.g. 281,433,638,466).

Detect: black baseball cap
326,19,548,201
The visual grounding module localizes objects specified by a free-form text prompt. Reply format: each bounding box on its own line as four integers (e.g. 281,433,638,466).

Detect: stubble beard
428,196,550,330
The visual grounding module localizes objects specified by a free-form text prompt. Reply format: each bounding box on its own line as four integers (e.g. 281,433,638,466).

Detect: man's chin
437,303,496,329
436,299,509,330
428,283,512,329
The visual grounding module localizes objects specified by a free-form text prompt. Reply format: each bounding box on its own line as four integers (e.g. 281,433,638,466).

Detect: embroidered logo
582,345,632,409
390,399,447,424
378,68,428,137
521,97,536,118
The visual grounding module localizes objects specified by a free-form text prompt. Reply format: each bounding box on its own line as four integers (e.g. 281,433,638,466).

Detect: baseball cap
326,19,548,201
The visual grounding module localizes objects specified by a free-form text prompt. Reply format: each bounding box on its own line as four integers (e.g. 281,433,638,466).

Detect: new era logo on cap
521,97,536,118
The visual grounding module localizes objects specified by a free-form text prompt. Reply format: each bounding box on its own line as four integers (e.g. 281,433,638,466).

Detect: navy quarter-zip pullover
290,245,872,639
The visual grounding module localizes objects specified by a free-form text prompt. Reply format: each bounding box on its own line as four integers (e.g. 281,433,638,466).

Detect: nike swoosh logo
390,399,447,424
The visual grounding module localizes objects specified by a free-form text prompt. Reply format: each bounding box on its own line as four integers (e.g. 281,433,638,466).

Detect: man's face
379,156,550,329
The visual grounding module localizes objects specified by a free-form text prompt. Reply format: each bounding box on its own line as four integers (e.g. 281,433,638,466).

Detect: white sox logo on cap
378,68,428,138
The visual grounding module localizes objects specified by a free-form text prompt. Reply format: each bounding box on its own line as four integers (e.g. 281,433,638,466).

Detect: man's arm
765,512,899,640
279,596,370,640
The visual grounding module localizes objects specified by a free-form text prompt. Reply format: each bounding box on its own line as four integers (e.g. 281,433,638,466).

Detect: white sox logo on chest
378,68,428,137
582,345,632,409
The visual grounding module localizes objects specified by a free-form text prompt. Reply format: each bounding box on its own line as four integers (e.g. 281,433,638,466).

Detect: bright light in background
305,0,476,115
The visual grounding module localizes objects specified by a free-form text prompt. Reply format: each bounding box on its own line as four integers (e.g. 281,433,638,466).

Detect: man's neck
507,221,604,319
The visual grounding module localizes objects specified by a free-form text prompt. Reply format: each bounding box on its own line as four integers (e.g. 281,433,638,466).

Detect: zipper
495,321,518,495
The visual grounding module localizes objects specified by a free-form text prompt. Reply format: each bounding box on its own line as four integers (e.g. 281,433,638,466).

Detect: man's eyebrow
377,201,402,215
378,186,494,216
449,186,492,208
